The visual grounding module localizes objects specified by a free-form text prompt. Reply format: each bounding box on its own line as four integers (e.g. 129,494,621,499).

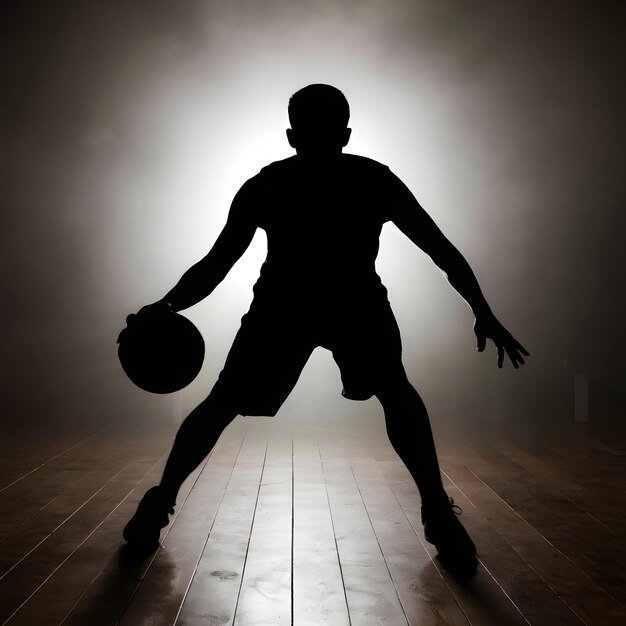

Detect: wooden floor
0,416,625,625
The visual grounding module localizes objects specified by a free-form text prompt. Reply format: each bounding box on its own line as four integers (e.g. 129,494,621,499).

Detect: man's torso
247,153,395,305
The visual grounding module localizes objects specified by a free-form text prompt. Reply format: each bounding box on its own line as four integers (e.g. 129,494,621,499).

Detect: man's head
287,84,352,156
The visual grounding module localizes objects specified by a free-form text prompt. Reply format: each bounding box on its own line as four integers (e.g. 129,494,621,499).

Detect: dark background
2,1,624,439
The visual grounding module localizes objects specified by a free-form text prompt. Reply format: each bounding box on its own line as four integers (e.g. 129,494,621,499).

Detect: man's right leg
123,385,237,550
158,386,237,505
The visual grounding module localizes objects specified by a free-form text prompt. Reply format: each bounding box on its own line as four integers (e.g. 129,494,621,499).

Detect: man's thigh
214,306,316,416
328,301,403,401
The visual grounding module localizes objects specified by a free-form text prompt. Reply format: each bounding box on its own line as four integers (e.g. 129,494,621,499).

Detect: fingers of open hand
497,345,504,368
508,338,529,368
476,333,486,352
486,328,529,369
506,345,521,368
504,340,529,368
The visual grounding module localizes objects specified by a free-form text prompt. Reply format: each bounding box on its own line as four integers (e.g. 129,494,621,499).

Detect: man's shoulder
243,154,395,194
256,154,391,177
342,155,399,190
257,156,299,177
342,153,390,171
234,157,293,194
236,157,294,195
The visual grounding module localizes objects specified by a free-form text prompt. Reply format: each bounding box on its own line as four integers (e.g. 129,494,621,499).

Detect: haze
2,1,624,434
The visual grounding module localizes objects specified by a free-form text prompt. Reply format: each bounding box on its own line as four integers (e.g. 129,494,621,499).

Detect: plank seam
318,441,352,626
115,425,248,625
0,424,114,493
3,448,169,625
171,419,253,625
231,439,270,624
444,465,597,624
348,462,410,626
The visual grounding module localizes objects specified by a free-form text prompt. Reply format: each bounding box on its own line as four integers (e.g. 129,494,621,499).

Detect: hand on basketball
474,314,529,369
118,301,173,344
117,303,204,393
126,300,173,326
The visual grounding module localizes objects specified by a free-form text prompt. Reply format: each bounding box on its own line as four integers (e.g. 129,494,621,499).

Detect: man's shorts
212,293,403,416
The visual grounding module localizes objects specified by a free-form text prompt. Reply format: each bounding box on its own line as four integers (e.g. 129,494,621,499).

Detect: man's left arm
387,172,529,368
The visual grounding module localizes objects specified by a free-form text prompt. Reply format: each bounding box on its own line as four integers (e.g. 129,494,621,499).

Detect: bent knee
375,369,413,399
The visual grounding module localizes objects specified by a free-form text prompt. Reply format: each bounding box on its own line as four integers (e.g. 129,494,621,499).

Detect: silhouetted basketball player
123,84,528,575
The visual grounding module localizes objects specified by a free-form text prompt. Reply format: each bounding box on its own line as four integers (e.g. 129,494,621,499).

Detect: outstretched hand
474,314,529,369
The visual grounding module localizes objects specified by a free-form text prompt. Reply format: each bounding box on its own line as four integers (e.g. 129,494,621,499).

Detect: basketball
117,309,205,394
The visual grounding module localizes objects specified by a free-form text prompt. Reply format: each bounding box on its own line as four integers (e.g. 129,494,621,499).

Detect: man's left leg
375,366,477,575
375,368,446,505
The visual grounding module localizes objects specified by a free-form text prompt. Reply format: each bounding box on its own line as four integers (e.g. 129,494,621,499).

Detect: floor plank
494,442,626,538
377,456,531,626
2,452,165,624
350,456,470,626
1,417,625,624
319,447,409,625
462,443,626,617
172,418,268,626
0,426,113,494
439,457,589,625
292,435,350,626
0,430,160,578
0,427,122,540
118,418,257,626
233,426,292,625
0,425,167,620
61,417,248,626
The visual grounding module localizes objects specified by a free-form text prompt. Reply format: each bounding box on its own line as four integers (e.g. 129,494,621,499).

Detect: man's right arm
157,178,259,312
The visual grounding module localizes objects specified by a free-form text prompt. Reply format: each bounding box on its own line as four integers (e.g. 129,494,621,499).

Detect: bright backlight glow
101,2,501,413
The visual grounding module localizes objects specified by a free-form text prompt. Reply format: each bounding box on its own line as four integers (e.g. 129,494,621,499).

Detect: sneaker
421,495,477,576
123,486,175,551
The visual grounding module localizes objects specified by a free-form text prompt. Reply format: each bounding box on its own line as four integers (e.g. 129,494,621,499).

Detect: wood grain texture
319,449,409,625
64,417,249,626
292,435,350,626
173,418,271,626
455,443,626,625
1,442,166,623
233,426,292,625
349,457,471,626
119,418,257,626
1,417,625,625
